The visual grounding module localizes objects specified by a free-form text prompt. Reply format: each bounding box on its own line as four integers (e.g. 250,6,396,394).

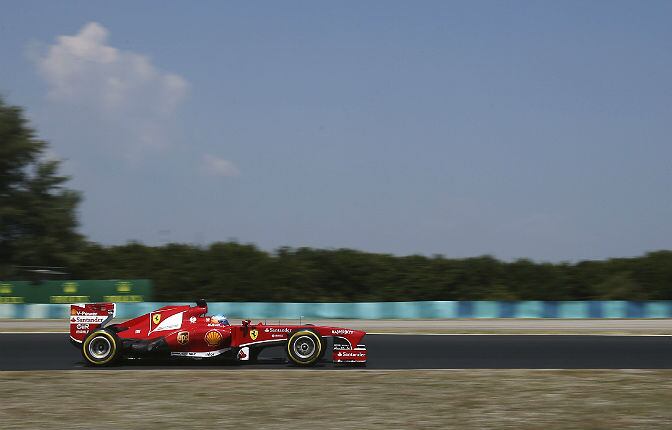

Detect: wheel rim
292,335,316,359
88,336,112,359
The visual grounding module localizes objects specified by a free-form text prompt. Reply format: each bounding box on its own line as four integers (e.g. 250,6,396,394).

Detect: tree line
2,95,671,302
72,243,672,301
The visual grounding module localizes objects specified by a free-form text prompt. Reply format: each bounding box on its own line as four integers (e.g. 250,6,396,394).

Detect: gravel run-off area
1,369,671,429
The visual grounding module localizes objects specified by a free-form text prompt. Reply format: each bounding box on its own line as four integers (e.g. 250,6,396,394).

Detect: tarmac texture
1,333,671,370
3,318,672,334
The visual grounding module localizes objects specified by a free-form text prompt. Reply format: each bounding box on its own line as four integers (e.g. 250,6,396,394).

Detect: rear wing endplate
69,302,116,344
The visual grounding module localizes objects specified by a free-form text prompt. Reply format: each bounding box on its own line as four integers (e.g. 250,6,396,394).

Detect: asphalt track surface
1,333,671,370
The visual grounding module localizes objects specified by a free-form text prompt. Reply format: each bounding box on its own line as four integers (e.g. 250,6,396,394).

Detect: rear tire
286,329,322,366
82,329,121,366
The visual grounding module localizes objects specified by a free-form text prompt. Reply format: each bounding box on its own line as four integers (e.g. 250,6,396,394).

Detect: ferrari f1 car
69,300,367,367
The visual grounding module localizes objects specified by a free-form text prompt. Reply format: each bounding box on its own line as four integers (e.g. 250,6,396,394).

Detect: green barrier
0,280,153,303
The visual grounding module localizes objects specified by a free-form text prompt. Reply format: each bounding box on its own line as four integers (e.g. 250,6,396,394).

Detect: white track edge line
10,368,666,373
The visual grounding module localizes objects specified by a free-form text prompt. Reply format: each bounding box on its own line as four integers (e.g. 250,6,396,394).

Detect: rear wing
69,303,116,344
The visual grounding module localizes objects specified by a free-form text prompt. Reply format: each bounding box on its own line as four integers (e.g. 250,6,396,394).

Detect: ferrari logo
250,329,259,341
177,331,189,345
152,313,162,325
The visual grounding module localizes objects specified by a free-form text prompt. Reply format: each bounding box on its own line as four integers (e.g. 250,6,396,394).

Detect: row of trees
72,243,672,301
2,95,672,301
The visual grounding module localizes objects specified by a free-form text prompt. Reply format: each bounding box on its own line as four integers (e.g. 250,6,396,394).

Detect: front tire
82,329,121,366
286,329,322,366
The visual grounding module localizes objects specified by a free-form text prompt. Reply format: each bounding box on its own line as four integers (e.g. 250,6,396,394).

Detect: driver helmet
210,315,229,326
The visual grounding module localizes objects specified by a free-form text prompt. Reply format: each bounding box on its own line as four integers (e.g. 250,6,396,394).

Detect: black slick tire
286,329,322,367
82,329,121,366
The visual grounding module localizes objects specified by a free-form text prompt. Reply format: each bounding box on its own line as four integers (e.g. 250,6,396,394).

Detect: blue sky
1,1,671,261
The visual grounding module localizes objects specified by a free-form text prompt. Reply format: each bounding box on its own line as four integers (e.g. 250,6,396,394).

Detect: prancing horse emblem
250,328,259,341
152,313,161,325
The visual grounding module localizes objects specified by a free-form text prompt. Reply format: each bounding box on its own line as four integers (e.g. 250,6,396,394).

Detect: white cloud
34,22,189,155
202,154,240,177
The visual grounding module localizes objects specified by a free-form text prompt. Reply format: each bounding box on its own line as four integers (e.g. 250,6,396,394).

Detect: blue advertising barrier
1,301,672,319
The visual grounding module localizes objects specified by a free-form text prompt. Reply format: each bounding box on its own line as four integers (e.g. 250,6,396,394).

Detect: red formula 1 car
69,300,367,367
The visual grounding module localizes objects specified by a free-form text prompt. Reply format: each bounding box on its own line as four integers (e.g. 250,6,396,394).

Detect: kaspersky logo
116,281,132,293
0,284,12,295
63,282,77,294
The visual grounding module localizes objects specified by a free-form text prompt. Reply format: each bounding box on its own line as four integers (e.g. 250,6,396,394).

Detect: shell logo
204,330,223,347
70,308,78,316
